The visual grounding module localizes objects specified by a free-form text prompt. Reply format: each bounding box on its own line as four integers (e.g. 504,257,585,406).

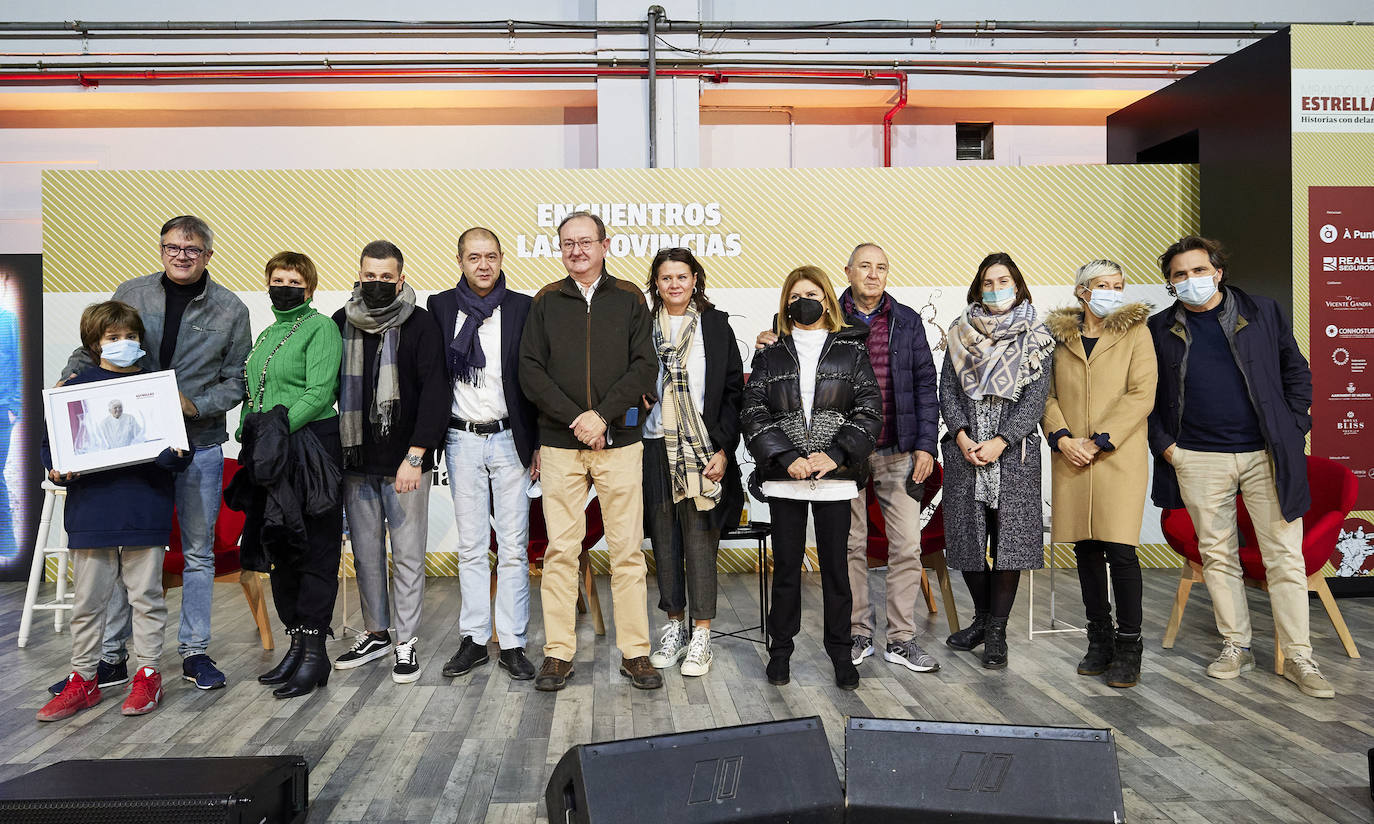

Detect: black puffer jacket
741,323,883,485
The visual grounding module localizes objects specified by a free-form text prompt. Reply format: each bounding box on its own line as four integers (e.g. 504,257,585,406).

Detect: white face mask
982,287,1016,313
101,339,146,368
1174,275,1218,307
1086,288,1124,318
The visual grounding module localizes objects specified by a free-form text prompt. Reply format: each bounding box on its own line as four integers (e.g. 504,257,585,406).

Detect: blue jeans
101,444,222,662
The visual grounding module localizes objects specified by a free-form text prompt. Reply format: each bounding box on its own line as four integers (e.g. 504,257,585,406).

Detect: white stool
18,480,75,647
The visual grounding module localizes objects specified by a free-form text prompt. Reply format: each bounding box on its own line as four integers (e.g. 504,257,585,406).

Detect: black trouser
961,506,1022,620
767,497,852,664
644,438,720,621
252,418,343,634
1073,540,1143,636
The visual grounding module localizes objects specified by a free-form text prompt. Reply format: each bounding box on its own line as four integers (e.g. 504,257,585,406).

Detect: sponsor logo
1330,381,1372,401
1321,224,1339,243
1322,296,1374,311
1324,257,1338,271
1334,347,1350,366
1326,325,1374,339
1321,256,1374,272
1337,410,1366,435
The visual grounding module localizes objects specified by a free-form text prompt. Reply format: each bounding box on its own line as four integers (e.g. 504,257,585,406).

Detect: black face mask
359,280,397,310
787,297,825,327
268,285,306,311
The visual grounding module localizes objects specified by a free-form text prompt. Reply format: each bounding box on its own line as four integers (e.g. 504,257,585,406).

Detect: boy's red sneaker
121,667,163,716
37,672,102,722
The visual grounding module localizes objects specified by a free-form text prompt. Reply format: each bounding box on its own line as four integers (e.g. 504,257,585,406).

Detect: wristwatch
405,453,423,467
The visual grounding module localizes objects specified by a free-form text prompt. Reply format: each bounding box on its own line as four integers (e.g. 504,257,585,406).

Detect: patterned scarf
449,272,507,386
653,304,720,511
340,282,416,465
946,301,1055,402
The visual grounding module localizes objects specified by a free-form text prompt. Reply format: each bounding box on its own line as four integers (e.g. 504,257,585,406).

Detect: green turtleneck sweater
238,299,342,439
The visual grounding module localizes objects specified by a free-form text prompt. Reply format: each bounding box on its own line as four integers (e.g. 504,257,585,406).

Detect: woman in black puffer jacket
742,265,883,690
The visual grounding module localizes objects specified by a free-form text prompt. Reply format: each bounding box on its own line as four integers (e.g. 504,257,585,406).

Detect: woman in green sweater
241,251,344,699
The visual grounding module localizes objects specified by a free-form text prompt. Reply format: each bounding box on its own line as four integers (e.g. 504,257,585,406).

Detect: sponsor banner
1292,69,1374,133
1310,186,1374,508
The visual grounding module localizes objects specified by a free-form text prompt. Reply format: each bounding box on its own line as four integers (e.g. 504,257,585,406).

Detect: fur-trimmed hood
1045,301,1152,344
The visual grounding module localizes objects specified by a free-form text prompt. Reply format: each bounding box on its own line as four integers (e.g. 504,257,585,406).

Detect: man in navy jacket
1146,235,1331,698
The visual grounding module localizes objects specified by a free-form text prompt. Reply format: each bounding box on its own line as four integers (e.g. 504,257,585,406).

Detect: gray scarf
340,282,416,466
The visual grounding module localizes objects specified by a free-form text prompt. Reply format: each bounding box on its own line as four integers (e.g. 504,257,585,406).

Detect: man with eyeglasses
55,215,251,694
518,210,660,691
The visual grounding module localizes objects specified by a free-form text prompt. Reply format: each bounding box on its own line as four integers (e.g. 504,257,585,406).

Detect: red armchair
1159,455,1360,672
864,460,959,633
491,495,606,636
164,457,274,650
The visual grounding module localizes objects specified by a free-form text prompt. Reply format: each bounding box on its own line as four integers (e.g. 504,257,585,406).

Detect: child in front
38,301,191,721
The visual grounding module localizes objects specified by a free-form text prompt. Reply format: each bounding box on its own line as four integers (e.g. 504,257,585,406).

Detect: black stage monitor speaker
846,717,1125,824
547,715,844,823
0,755,308,823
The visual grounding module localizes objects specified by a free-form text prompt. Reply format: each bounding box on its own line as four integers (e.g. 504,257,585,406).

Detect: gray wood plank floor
0,568,1370,823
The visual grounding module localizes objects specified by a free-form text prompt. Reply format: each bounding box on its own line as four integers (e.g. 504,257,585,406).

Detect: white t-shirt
762,328,857,501
644,313,707,439
450,306,508,422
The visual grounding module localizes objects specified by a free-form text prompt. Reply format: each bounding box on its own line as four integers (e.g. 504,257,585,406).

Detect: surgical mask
1086,288,1125,318
101,339,145,368
359,281,397,310
982,287,1016,313
269,285,307,311
1174,276,1218,307
787,297,825,326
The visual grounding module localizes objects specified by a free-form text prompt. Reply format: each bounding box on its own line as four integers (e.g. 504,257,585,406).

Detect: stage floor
0,568,1370,823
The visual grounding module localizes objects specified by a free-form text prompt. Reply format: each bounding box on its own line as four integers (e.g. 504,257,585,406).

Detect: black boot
946,612,989,651
257,628,304,685
1077,619,1116,676
981,617,1009,669
273,631,330,699
1104,634,1143,688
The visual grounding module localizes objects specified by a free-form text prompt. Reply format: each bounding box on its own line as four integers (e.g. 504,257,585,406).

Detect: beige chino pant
1173,448,1311,658
846,450,925,643
70,546,167,679
539,443,651,661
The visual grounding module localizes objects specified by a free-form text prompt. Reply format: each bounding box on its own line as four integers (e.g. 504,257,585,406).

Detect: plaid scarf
449,272,506,386
653,304,720,511
946,301,1054,402
340,282,416,466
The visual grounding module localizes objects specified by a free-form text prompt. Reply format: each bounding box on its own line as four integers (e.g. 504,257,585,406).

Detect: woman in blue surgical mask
1043,260,1157,689
939,253,1055,670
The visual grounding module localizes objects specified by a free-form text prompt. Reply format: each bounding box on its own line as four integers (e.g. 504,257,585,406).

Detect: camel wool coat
1042,302,1157,545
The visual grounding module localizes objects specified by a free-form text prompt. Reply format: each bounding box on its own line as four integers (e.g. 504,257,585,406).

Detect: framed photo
42,370,189,475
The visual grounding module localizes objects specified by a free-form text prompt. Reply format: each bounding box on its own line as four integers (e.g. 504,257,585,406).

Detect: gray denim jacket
61,271,252,447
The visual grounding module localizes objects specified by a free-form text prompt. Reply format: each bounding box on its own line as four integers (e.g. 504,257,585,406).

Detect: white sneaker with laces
649,619,689,669
1206,639,1255,679
680,627,713,677
392,637,421,684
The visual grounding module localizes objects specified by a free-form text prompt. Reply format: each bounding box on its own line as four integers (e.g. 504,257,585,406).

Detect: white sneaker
392,637,421,684
649,619,689,669
1206,639,1255,679
680,627,713,677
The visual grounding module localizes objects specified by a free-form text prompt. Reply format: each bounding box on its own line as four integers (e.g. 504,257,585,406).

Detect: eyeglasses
162,244,206,260
560,238,601,252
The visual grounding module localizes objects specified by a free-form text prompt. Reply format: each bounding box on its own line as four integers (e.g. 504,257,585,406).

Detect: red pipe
881,73,908,167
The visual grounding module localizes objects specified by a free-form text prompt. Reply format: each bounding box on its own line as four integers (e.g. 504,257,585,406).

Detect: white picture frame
43,370,189,475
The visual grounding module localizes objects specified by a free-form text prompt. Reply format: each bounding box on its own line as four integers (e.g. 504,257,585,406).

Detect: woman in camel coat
1043,259,1156,689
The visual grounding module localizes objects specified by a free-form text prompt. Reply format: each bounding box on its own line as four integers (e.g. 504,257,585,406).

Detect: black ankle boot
946,612,989,651
981,617,1009,669
273,631,330,699
765,654,790,686
1104,634,1143,688
1077,619,1116,676
258,628,304,685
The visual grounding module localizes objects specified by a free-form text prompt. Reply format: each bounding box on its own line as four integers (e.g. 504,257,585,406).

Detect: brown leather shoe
534,657,574,691
620,656,664,690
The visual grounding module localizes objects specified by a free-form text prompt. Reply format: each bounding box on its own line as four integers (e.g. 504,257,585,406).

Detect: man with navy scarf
428,227,540,681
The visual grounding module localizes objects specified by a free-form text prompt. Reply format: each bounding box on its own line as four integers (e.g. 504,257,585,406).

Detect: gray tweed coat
938,348,1053,571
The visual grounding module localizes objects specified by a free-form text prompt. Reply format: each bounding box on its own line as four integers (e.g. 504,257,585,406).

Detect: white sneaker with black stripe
392,637,421,684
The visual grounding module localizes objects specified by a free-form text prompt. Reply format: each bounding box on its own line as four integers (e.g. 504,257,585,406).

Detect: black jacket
1146,285,1312,520
741,323,883,485
519,271,657,450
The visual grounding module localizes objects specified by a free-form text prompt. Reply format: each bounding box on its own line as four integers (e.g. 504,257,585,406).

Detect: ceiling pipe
882,73,908,168
647,5,663,168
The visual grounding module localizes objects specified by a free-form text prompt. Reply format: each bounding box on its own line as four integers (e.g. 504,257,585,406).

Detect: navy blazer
427,284,539,466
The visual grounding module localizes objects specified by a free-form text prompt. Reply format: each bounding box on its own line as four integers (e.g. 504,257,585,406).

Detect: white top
644,313,707,439
576,276,599,306
761,328,857,501
450,306,508,422
84,412,144,453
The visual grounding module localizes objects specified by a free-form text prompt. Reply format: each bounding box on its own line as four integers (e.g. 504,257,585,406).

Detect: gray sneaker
885,639,940,673
851,635,874,665
649,619,689,669
1283,654,1335,698
1206,639,1255,679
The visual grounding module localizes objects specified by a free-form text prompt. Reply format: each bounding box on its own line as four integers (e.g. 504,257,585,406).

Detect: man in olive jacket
518,211,660,691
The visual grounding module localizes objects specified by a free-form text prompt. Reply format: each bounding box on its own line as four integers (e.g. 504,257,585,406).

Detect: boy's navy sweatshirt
42,366,193,549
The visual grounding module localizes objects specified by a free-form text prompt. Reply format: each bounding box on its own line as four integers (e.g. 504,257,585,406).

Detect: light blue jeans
101,443,222,662
343,471,430,640
446,428,531,650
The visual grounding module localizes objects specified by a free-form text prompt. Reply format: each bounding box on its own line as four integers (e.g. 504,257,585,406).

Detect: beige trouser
847,450,925,643
539,443,650,660
70,546,167,678
1173,448,1311,658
